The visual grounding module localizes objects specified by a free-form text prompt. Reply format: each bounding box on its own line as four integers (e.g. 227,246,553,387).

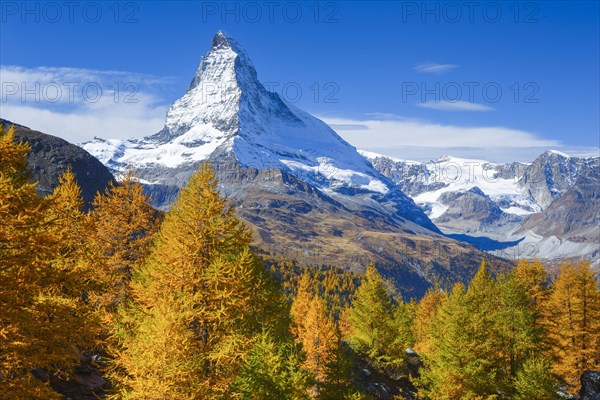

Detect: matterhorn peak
185,31,258,92
82,32,438,233
211,30,236,50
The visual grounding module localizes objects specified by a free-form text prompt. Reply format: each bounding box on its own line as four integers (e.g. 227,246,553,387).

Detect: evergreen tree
394,299,416,352
416,283,473,399
418,262,504,398
513,357,559,400
232,331,311,400
346,264,403,371
496,271,542,384
462,261,504,395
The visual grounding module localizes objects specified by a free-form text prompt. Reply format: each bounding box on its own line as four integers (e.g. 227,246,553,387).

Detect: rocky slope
517,166,599,263
83,32,508,297
1,118,114,208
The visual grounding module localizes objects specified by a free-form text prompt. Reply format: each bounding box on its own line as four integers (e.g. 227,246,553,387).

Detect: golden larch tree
298,297,339,399
90,172,158,313
0,127,97,398
545,260,600,391
109,163,285,399
291,272,314,338
412,287,445,357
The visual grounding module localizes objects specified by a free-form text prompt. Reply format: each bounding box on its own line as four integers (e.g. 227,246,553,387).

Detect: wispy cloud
417,100,494,112
0,65,172,143
414,63,458,74
321,114,575,162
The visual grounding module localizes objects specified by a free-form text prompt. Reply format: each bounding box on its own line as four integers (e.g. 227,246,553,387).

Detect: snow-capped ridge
544,149,571,158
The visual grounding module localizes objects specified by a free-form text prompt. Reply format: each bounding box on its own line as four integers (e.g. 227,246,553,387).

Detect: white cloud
417,100,494,112
414,63,458,74
0,65,171,143
321,114,574,163
2,66,595,164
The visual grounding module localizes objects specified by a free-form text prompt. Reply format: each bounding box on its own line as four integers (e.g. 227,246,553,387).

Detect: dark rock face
580,370,600,400
1,119,114,208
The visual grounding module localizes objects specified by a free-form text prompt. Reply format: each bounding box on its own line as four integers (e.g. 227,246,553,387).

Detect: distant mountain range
362,150,599,266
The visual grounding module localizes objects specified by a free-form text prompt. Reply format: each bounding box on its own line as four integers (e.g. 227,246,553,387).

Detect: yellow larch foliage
90,172,158,312
110,163,284,399
545,260,600,391
291,272,314,338
412,287,445,357
1,127,97,398
515,258,549,312
298,297,339,399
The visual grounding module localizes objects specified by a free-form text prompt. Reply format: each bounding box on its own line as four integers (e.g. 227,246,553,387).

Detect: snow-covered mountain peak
187,30,258,92
211,30,233,49
83,32,437,232
159,31,262,142
543,149,571,158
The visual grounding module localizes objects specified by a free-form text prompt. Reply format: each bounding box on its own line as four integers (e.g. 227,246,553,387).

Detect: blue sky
1,1,599,161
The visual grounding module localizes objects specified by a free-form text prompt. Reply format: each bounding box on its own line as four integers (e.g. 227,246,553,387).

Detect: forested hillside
1,126,599,399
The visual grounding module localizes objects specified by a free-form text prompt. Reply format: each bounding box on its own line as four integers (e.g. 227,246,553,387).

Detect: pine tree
319,344,361,400
232,331,311,400
513,357,559,400
416,283,471,399
394,299,416,353
346,264,403,371
545,260,600,391
418,262,505,398
462,261,504,395
496,271,543,385
0,128,97,398
109,163,285,399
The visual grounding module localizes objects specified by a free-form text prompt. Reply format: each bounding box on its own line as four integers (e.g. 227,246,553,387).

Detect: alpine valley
76,32,599,293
